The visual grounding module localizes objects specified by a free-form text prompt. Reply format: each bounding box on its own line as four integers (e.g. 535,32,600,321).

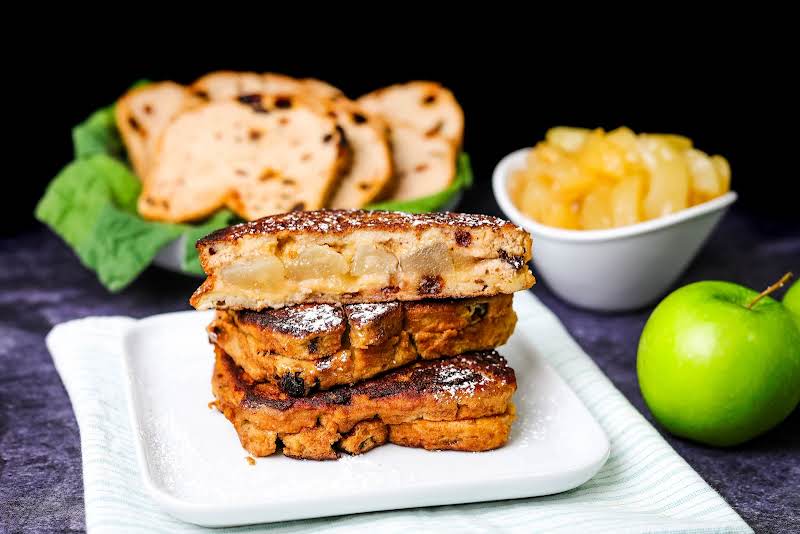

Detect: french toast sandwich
212,346,516,460
210,294,516,396
191,210,534,310
192,209,533,461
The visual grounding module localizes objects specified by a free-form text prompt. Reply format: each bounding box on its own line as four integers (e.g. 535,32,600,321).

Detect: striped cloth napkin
46,291,752,533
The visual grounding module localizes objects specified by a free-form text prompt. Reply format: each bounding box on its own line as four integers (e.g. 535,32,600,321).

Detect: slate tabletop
1,189,798,533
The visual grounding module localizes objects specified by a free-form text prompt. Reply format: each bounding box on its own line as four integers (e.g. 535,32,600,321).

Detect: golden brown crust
389,405,515,452
211,347,516,459
336,419,389,455
209,295,516,395
198,210,518,246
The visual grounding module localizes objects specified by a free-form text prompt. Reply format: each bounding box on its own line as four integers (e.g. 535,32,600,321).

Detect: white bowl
493,148,737,311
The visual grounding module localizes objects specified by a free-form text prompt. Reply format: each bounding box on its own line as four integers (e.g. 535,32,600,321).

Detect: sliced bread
386,125,456,200
114,81,199,178
192,71,391,208
139,93,347,222
191,71,343,101
358,81,464,146
327,100,393,208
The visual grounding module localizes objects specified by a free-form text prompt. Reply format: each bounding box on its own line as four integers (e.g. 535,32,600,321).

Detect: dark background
9,34,798,234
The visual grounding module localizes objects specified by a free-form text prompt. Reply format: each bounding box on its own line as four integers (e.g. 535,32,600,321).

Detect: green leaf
79,206,183,291
71,80,150,161
72,105,124,160
34,154,141,251
366,152,473,213
34,153,234,291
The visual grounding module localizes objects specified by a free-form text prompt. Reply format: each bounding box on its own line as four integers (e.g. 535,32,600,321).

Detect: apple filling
399,242,454,276
218,241,487,295
220,257,285,290
285,245,348,280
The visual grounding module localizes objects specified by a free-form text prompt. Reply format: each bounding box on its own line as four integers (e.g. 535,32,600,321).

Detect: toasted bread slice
191,70,343,101
210,295,516,395
114,82,200,178
139,94,348,222
212,347,516,459
190,210,534,310
386,125,455,200
358,81,464,146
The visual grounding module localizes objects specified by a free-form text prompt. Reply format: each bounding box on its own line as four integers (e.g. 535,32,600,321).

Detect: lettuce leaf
34,153,237,291
36,98,472,292
72,105,125,160
366,153,474,213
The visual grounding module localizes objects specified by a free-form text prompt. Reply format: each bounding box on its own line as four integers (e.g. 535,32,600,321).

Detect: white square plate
122,291,610,527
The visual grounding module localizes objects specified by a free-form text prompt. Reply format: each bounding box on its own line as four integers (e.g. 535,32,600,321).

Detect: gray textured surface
1,204,798,533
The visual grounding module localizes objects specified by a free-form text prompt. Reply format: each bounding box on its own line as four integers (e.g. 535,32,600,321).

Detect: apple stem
746,272,794,309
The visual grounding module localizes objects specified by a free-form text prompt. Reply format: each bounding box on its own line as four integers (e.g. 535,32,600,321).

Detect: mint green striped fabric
46,293,752,533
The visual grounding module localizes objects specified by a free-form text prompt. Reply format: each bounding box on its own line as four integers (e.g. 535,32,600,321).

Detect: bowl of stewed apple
493,126,736,311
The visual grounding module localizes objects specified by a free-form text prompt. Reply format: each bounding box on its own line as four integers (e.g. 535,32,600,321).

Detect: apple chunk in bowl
492,130,737,311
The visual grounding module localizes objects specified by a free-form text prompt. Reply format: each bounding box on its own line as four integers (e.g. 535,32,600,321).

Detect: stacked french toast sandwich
190,209,535,460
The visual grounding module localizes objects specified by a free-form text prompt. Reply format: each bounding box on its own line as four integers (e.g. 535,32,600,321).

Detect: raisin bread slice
327,100,393,208
139,94,348,222
192,71,390,208
387,125,456,200
114,82,200,178
191,71,343,101
358,81,464,146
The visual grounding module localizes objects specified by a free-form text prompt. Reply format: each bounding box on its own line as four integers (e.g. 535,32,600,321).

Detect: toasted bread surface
191,210,534,310
212,347,516,459
210,295,516,395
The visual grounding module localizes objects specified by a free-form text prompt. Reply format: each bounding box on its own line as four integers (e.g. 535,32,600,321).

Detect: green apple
637,279,800,447
784,280,800,327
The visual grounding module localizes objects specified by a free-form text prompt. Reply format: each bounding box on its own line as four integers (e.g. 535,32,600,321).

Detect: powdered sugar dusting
433,362,489,399
200,209,514,244
345,302,399,324
238,304,345,338
282,304,342,334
